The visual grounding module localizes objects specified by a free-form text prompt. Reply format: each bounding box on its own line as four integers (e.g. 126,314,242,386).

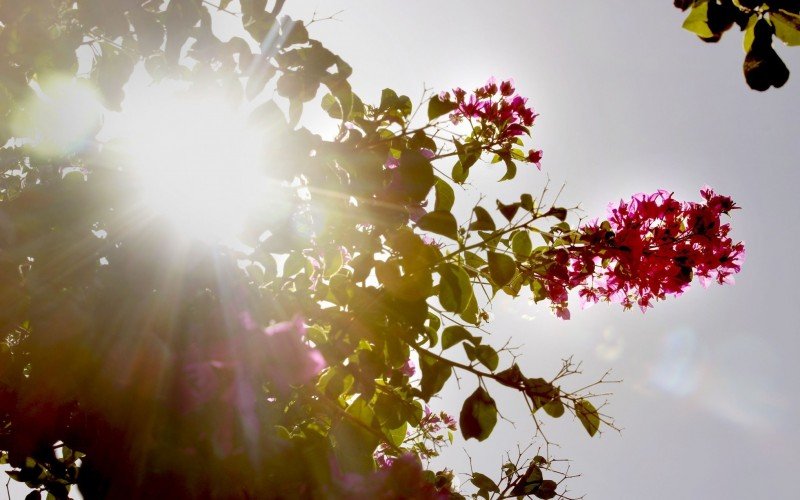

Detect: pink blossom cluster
419,405,458,435
441,77,543,169
374,406,457,469
542,188,745,317
178,315,326,455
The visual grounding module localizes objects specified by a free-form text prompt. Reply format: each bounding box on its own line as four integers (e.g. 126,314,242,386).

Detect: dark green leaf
434,178,455,212
417,210,458,240
520,193,535,212
497,200,521,221
469,206,496,231
392,149,436,203
510,464,543,496
487,252,516,288
545,207,568,221
427,94,458,121
438,263,474,313
459,386,498,441
475,344,499,371
419,352,452,401
441,325,472,350
471,473,499,493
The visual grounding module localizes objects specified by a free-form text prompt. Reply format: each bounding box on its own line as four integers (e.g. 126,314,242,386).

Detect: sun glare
117,89,267,244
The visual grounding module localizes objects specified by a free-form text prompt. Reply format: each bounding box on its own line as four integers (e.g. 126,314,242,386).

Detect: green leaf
520,193,535,212
497,200,521,221
441,325,472,350
323,247,344,278
682,2,715,39
511,231,532,259
575,399,601,437
387,422,408,447
434,178,455,212
427,94,458,121
772,10,800,46
499,155,517,181
543,397,565,418
321,93,342,118
743,14,758,52
455,140,482,171
452,160,468,184
438,263,474,313
332,405,380,473
459,288,480,325
438,266,461,312
471,473,500,493
474,344,499,371
393,149,436,203
459,386,498,441
283,252,307,277
419,352,452,401
469,206,496,231
417,210,458,240
510,465,543,496
487,252,516,288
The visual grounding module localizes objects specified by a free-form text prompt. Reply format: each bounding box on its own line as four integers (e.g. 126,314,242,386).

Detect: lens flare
116,88,268,244
11,76,103,154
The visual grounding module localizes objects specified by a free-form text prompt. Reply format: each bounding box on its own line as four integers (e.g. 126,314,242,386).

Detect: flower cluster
541,188,745,315
441,77,542,169
178,315,326,455
374,405,457,469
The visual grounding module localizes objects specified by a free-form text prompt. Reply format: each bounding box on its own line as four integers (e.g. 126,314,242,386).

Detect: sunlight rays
116,87,269,245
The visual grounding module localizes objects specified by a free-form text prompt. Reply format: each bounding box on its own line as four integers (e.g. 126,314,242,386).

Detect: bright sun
116,88,268,245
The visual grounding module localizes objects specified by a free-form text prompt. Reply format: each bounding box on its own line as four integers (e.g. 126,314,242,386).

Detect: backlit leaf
417,210,458,240
487,252,515,288
459,386,497,441
575,399,601,437
428,94,458,121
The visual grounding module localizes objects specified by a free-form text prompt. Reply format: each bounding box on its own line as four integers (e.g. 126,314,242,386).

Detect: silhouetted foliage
0,1,745,498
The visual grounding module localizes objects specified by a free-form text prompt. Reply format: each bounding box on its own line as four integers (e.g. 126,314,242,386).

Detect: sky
6,1,799,499
278,1,800,499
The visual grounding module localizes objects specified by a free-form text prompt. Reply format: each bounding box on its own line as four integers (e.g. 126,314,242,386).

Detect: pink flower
540,189,744,315
500,79,515,96
401,358,416,377
385,154,400,170
263,316,327,391
526,149,543,170
420,148,435,159
445,78,542,170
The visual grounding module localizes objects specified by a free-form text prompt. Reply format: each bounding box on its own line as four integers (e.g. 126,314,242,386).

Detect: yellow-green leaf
772,10,800,46
575,399,601,437
682,2,714,38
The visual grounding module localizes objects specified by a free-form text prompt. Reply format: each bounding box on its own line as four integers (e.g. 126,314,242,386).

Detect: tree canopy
0,1,752,499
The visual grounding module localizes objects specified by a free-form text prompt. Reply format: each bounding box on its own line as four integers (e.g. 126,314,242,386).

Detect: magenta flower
527,149,543,170
263,316,327,391
540,189,744,317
